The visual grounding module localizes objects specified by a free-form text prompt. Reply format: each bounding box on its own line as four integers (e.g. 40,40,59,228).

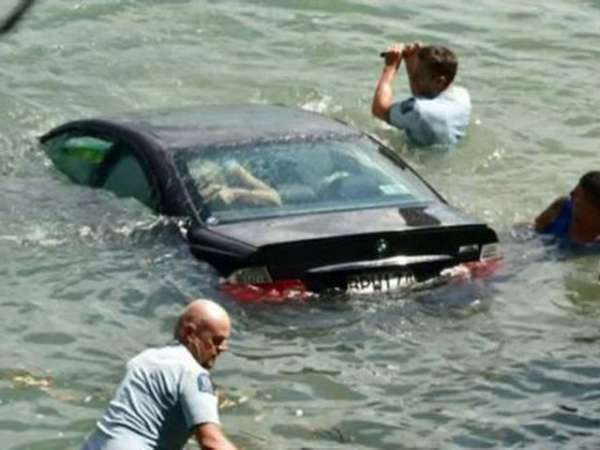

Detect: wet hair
579,171,600,207
417,45,458,84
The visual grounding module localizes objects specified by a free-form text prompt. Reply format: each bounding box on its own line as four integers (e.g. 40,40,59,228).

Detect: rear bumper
219,256,503,303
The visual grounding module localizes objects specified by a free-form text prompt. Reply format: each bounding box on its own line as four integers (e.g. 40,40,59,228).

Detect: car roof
96,104,362,151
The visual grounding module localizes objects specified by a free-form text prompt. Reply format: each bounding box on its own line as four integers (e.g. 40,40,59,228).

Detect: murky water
2,1,600,449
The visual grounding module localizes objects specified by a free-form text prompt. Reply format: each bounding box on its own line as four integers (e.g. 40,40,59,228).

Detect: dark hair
417,45,458,84
579,171,600,207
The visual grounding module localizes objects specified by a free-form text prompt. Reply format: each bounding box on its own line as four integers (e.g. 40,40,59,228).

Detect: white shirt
389,85,471,147
82,344,219,450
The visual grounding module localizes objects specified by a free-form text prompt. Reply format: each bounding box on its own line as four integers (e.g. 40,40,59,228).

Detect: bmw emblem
375,238,388,257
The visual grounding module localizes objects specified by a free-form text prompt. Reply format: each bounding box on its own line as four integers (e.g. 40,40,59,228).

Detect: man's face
196,319,231,370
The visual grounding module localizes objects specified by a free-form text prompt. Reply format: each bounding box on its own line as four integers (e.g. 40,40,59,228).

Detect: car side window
42,132,158,210
43,134,113,185
101,152,156,209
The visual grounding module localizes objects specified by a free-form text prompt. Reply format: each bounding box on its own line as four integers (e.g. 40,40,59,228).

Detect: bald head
175,299,232,369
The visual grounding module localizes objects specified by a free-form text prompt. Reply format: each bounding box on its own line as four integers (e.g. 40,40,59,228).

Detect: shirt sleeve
180,369,220,428
388,97,419,130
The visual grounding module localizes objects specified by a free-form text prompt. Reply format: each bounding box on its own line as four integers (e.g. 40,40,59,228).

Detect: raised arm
194,423,238,450
372,42,420,121
372,44,404,121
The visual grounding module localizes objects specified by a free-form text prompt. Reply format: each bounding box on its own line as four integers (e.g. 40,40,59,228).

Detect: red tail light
462,257,503,279
219,279,311,303
443,257,503,283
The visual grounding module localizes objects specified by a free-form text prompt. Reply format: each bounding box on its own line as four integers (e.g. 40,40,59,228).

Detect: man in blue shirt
372,42,471,148
81,299,238,450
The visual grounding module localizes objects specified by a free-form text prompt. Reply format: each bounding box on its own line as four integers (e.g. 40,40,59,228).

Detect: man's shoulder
414,86,471,128
130,344,200,372
415,86,470,110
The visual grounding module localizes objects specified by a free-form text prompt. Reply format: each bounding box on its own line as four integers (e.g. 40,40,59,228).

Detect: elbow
371,96,390,122
371,102,387,121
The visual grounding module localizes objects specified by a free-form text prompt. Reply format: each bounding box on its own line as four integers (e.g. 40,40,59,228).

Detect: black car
40,104,500,301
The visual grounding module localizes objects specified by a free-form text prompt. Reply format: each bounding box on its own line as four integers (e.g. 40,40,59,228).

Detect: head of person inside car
192,158,282,208
404,44,458,98
535,171,600,243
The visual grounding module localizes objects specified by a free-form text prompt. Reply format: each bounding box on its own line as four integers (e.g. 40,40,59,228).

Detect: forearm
195,423,238,450
236,169,272,192
231,188,282,206
199,434,237,450
372,65,399,121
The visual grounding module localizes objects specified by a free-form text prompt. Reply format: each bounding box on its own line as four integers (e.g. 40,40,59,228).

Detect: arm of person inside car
228,164,282,206
534,196,568,231
194,423,238,450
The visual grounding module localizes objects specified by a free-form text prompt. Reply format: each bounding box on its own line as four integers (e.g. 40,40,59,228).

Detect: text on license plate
346,271,416,294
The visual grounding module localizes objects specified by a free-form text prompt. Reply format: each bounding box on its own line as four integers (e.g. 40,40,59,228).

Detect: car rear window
179,136,439,224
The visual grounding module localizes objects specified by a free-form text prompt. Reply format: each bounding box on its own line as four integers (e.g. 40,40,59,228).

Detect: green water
2,1,600,449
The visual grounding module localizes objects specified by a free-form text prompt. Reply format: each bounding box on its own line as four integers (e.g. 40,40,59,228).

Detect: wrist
383,63,399,73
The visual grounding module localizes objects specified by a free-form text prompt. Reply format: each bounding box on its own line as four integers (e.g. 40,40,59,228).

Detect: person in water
535,171,600,243
371,41,471,147
81,299,238,450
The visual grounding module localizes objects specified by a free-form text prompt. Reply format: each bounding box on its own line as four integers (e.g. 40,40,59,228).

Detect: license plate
346,271,416,294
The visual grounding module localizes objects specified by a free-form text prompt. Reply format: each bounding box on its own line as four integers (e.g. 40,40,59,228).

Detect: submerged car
40,104,500,301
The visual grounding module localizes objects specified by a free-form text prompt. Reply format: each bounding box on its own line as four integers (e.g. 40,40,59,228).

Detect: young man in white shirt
372,42,471,148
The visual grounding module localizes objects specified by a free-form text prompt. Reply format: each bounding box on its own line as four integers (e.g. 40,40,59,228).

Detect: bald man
81,299,238,450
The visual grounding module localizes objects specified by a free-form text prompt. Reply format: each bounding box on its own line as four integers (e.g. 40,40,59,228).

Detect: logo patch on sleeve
197,373,214,395
400,97,416,114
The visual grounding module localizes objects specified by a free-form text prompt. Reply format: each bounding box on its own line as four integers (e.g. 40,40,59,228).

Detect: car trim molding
307,254,453,274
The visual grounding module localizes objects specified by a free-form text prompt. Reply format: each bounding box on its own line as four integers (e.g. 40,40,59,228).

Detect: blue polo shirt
81,344,220,450
389,85,471,147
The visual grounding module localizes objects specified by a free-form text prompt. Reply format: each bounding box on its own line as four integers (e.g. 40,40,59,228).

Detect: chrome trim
308,254,453,274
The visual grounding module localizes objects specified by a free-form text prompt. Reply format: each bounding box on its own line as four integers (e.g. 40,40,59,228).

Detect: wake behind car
40,104,500,301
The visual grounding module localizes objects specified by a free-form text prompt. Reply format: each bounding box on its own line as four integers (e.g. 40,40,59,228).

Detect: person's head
405,45,458,97
571,171,600,219
175,299,231,370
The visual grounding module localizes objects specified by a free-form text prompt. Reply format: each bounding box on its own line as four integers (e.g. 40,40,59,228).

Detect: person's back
83,343,219,450
391,85,471,146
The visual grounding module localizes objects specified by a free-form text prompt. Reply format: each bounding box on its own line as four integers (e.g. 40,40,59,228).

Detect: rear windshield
177,136,439,224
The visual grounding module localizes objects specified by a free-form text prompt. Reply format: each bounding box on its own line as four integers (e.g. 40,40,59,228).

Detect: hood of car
203,203,479,248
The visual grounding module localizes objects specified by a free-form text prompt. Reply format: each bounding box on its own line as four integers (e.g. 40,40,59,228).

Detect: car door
42,131,160,211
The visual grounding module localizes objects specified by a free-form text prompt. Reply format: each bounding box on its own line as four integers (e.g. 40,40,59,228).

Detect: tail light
220,279,310,303
441,243,503,282
221,267,311,302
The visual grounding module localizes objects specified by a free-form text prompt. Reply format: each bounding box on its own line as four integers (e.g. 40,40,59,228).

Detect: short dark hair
417,45,458,84
579,171,600,207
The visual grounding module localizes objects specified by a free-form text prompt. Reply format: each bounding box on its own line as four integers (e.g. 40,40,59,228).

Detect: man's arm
228,164,282,206
372,42,421,122
194,423,238,450
371,45,404,122
534,196,568,231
